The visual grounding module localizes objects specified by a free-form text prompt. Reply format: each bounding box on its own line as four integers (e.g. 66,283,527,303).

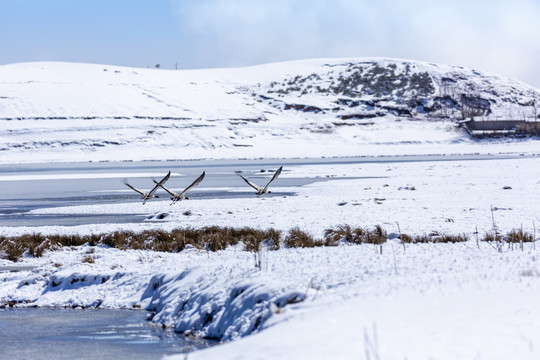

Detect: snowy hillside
1,58,539,163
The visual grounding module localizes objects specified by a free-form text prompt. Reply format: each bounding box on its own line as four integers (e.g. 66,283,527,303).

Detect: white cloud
168,0,540,87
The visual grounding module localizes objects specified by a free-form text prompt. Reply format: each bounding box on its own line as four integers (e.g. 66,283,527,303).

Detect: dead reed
1,225,537,262
323,225,386,245
284,227,324,248
0,226,283,261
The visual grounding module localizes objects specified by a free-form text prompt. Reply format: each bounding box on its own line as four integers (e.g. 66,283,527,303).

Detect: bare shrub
0,233,49,261
9,224,538,260
351,227,368,244
231,227,261,252
178,227,204,249
48,234,86,247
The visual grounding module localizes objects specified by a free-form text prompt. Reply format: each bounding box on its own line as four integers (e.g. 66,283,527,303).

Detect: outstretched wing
180,171,205,197
155,183,178,197
122,178,147,197
144,171,171,203
262,166,283,193
238,174,263,192
153,176,178,197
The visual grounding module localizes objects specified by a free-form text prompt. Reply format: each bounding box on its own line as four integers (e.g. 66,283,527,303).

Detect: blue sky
1,0,539,88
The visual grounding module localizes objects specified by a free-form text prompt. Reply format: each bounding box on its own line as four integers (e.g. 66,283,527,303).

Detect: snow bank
2,239,540,359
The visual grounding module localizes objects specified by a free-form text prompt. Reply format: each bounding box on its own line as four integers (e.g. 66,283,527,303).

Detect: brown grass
82,256,94,264
363,225,388,245
520,268,540,277
506,229,534,243
285,227,323,248
0,233,48,261
398,233,414,243
324,224,353,246
0,226,287,261
434,233,469,243
400,233,468,244
1,225,536,262
324,225,380,245
481,231,503,242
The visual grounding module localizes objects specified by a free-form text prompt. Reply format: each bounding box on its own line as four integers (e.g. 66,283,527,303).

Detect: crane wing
180,171,205,197
238,174,263,192
144,171,171,203
122,178,147,197
262,166,282,193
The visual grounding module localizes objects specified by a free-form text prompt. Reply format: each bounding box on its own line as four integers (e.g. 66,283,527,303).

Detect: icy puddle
0,308,216,359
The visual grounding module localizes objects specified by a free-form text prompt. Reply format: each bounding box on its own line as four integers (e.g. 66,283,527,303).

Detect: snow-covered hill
1,58,539,163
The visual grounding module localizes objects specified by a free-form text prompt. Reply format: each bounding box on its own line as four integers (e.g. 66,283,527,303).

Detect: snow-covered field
1,58,540,359
2,156,540,359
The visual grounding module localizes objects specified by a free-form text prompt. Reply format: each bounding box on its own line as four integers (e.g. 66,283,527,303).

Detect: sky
1,0,539,88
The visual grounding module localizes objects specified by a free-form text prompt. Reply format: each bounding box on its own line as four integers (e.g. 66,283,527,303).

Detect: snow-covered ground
2,156,540,359
3,240,540,360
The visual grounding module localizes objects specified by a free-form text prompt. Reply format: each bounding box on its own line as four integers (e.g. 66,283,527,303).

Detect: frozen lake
0,308,216,359
0,154,530,226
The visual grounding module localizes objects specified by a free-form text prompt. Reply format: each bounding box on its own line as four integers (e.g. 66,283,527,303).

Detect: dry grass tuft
285,227,323,248
398,233,414,243
323,225,375,245
520,268,540,277
401,233,468,244
363,225,388,245
413,234,432,243
2,224,536,262
434,233,469,243
481,231,503,242
0,233,48,261
324,224,353,246
506,229,534,243
82,256,94,264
